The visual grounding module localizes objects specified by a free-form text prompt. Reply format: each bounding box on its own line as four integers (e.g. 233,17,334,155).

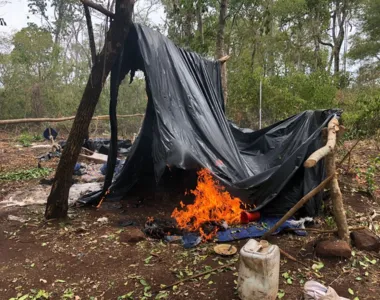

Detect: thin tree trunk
54,0,66,46
216,0,228,104
196,0,204,47
83,3,97,66
45,0,135,219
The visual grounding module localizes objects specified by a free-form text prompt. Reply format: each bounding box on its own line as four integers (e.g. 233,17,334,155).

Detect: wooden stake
262,174,335,240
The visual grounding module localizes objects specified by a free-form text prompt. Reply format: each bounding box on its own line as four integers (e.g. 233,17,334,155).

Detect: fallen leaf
277,290,285,299
155,291,169,299
140,279,148,286
144,256,153,264
312,262,324,271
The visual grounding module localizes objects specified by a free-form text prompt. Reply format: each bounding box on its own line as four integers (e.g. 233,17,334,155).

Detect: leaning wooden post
304,117,350,242
262,174,335,240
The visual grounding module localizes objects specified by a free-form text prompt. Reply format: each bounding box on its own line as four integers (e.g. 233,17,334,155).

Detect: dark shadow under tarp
79,23,340,217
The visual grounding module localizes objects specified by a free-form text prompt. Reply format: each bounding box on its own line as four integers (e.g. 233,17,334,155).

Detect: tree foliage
0,0,380,138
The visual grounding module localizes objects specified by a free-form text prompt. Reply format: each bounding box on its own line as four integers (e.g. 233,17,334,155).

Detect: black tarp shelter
80,23,340,217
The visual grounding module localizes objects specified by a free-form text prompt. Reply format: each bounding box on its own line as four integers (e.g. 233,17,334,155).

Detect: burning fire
171,168,244,240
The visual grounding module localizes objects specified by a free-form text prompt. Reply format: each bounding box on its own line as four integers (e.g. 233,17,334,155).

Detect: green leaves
0,168,53,181
312,261,324,271
277,289,285,299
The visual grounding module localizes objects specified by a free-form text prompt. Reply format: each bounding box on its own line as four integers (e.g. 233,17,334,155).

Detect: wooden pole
0,114,144,125
218,55,230,63
326,151,350,242
304,116,350,242
262,173,335,240
304,117,339,168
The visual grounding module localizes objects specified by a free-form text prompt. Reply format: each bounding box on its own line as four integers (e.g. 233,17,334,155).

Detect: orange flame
171,168,243,240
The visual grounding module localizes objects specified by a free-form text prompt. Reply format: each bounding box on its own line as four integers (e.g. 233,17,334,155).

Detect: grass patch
18,133,43,147
0,167,53,181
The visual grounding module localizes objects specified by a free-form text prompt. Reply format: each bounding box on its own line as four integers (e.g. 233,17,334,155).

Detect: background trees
0,0,379,138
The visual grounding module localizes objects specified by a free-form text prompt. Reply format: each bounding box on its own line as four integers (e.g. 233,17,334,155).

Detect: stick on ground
338,140,360,166
279,248,308,268
284,226,366,234
262,173,335,240
158,261,235,291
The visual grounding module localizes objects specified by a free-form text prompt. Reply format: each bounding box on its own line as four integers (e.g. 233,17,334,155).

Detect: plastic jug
237,239,280,300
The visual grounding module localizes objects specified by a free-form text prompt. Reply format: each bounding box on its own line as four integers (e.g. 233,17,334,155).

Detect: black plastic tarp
80,23,340,217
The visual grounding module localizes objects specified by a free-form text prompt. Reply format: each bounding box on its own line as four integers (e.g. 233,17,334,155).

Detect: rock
315,240,351,258
351,229,380,252
119,228,146,243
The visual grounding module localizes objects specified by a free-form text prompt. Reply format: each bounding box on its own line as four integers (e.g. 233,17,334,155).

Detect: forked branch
80,0,115,18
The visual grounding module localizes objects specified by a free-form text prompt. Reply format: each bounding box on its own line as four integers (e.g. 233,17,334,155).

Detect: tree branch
318,37,333,48
83,3,97,66
80,0,115,18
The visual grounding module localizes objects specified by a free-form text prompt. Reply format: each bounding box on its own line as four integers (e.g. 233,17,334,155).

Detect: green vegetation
17,133,42,147
0,167,53,181
0,0,380,138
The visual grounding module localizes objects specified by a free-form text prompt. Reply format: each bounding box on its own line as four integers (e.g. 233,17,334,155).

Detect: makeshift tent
80,23,341,217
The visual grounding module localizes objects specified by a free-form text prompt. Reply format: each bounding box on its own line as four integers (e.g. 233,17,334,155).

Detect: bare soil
0,132,379,300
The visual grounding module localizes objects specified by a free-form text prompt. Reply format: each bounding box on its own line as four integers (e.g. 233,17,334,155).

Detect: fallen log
0,114,144,125
262,173,335,240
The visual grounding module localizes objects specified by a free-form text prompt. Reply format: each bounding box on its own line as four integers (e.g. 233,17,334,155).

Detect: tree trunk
45,0,135,220
216,0,228,104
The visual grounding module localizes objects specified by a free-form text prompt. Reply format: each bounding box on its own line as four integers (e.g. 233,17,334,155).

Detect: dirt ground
0,131,380,300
